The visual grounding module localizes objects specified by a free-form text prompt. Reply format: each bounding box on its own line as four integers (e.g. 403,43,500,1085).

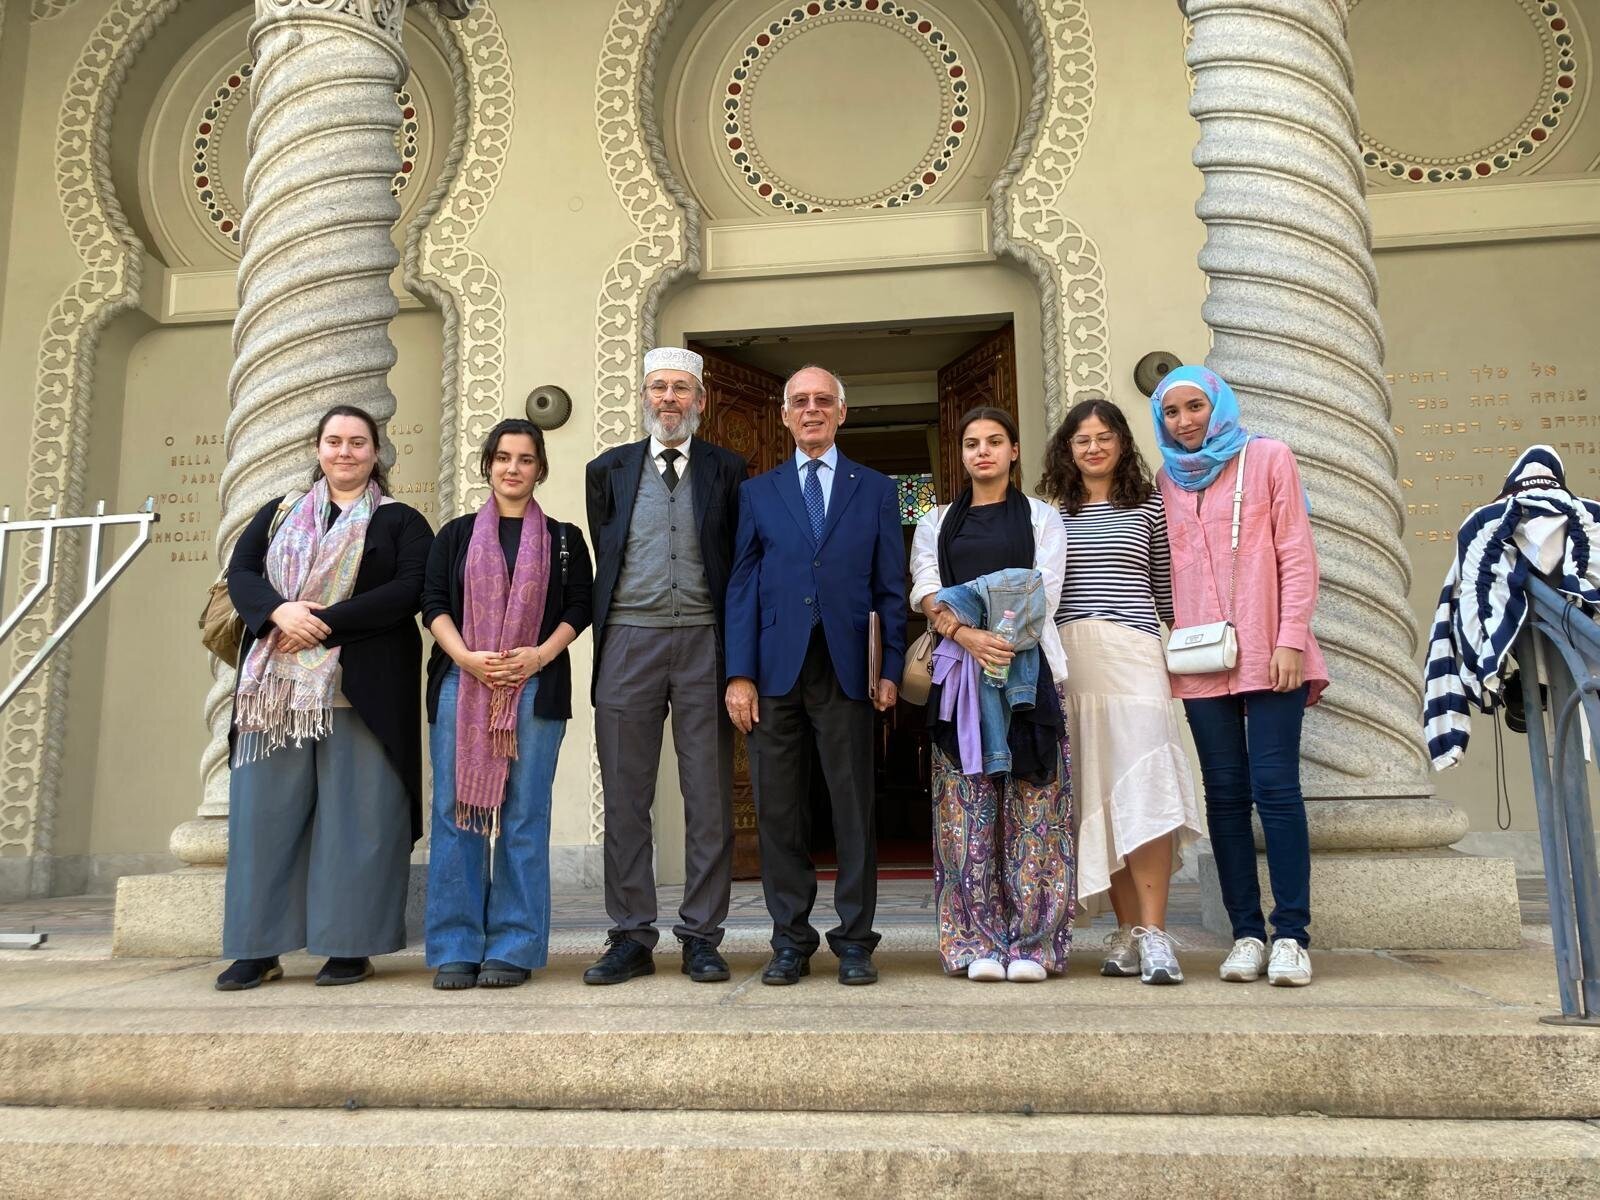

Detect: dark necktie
803,460,825,624
803,459,825,542
659,447,681,492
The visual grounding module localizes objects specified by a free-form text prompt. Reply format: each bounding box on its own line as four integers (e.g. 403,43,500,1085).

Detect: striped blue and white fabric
1423,446,1600,770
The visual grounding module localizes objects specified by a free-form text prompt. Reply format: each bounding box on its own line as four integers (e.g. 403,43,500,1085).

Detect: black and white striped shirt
1055,493,1174,637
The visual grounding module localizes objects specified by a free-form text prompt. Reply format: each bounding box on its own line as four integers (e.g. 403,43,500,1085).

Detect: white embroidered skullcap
643,346,703,383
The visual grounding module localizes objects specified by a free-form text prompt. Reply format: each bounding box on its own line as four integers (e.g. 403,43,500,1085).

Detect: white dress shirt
650,434,692,482
794,444,838,513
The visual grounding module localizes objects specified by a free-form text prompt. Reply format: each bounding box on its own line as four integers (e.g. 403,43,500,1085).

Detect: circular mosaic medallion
190,61,420,245
724,0,972,213
1354,0,1579,184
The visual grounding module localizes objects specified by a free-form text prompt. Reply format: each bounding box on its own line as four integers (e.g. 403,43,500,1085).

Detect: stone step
3,951,1599,1120
2,1107,1597,1199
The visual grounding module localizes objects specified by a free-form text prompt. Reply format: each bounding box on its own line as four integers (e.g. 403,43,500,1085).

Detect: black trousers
748,626,879,956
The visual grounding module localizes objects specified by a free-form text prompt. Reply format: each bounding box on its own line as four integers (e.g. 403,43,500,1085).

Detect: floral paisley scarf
234,478,384,763
454,497,549,836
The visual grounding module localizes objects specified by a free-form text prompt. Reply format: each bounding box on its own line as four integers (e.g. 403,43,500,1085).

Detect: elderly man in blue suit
724,364,907,986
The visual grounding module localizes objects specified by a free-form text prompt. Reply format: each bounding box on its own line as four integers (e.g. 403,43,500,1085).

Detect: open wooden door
689,343,787,879
936,324,1019,500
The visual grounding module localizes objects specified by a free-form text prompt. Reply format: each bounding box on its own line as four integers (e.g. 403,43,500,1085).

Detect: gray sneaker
1134,926,1184,985
1099,925,1141,977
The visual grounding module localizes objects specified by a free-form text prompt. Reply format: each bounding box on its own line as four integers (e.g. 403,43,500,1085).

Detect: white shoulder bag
1165,437,1249,675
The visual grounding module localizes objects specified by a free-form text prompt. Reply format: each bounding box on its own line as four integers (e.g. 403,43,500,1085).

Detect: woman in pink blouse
1151,366,1328,988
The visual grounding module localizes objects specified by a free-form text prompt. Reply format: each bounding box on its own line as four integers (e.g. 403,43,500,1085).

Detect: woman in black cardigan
422,418,593,989
216,405,433,991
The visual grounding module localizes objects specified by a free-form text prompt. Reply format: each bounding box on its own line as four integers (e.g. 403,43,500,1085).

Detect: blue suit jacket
725,450,908,701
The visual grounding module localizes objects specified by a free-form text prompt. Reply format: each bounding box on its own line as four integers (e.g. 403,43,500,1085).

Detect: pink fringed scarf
455,498,549,835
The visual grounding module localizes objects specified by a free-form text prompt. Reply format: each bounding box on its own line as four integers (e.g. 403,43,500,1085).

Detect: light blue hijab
1150,365,1250,492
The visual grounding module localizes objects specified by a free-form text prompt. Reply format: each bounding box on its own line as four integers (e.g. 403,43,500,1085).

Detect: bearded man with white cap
582,346,748,984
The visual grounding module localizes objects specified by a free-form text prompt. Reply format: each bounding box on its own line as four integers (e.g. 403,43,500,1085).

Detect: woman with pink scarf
422,419,593,989
217,405,434,991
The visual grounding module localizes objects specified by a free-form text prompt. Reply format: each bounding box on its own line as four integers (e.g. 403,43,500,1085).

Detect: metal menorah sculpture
0,499,160,712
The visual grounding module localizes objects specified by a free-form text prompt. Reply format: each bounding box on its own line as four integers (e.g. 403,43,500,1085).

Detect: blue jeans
1183,687,1311,947
425,668,565,969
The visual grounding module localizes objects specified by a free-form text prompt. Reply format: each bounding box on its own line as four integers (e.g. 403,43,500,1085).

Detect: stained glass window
893,473,937,525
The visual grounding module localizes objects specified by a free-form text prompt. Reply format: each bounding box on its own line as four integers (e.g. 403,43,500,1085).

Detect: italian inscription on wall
155,431,222,563
1390,359,1596,604
386,422,435,518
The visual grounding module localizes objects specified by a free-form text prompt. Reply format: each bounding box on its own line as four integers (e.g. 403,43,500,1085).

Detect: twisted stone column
179,0,411,870
117,1,476,953
1183,0,1517,946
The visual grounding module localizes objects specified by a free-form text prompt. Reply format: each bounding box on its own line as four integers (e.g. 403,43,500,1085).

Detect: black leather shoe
479,959,531,988
214,956,282,992
582,937,655,985
314,956,374,986
837,945,878,986
680,937,731,983
433,962,479,990
761,947,811,986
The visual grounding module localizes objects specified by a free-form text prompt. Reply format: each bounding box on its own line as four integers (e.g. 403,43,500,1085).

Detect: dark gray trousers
223,709,410,960
595,623,734,948
749,626,880,957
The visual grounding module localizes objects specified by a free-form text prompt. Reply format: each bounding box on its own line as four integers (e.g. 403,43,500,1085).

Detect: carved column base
1197,798,1519,949
113,868,227,958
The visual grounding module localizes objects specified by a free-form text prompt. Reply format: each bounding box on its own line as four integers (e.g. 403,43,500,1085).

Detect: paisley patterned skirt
931,695,1075,974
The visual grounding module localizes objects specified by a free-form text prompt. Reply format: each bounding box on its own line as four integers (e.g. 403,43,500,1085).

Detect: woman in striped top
1040,397,1202,985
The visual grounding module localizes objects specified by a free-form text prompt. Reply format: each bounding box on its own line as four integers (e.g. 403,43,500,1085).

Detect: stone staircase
3,946,1600,1197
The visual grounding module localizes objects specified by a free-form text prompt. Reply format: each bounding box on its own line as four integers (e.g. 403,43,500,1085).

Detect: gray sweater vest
607,459,715,627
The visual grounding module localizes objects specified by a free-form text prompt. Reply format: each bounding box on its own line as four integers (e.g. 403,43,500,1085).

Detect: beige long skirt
1058,618,1202,916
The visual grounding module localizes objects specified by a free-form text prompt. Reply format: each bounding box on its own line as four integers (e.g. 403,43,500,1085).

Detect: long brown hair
1038,396,1153,515
309,404,390,494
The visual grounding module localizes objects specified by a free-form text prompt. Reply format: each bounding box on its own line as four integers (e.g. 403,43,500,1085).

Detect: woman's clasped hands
928,602,1015,675
461,647,545,689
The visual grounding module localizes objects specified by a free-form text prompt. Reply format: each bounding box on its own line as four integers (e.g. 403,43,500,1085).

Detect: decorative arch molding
588,0,1109,842
402,0,513,521
31,0,88,21
2,0,513,881
0,0,186,881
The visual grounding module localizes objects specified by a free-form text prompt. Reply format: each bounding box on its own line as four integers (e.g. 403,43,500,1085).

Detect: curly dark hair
1037,396,1154,515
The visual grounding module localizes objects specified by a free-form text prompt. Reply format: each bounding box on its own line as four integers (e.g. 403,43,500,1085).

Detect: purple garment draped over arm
932,637,982,775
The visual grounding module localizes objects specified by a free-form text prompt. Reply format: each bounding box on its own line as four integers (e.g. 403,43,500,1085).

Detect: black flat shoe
214,956,282,992
837,945,878,986
761,947,810,986
582,937,655,985
433,962,479,990
314,956,374,986
479,959,531,988
680,936,731,983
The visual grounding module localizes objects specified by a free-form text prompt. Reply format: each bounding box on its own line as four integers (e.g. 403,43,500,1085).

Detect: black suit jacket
227,497,434,843
585,437,746,697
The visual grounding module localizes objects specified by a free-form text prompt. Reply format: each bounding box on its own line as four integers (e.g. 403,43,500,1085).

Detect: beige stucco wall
0,0,1595,889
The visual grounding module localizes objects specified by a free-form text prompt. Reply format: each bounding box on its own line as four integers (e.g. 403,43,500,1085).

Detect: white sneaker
1099,926,1141,977
967,957,1005,982
1133,926,1184,985
1267,938,1312,987
1006,959,1047,982
1219,936,1267,982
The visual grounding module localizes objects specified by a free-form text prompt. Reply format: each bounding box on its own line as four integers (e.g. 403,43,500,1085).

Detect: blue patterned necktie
803,459,826,543
803,460,825,625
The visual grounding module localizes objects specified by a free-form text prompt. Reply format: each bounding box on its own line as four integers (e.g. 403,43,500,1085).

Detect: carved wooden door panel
936,324,1018,500
689,344,786,878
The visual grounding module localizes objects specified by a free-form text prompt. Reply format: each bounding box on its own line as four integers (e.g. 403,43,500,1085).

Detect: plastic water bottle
984,609,1017,684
